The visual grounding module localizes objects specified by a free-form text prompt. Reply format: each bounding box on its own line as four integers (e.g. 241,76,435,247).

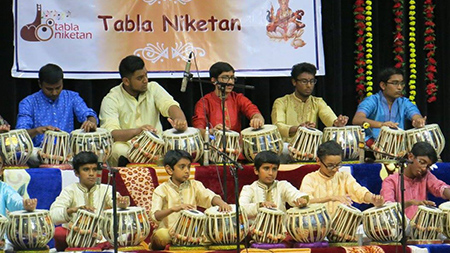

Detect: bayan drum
439,201,450,238
328,204,362,242
285,204,331,243
362,203,403,242
288,127,322,161
204,204,248,245
66,209,102,248
0,129,34,166
323,126,364,160
162,127,204,163
405,124,445,156
0,214,8,238
250,207,285,244
210,130,241,163
127,130,164,164
372,127,406,160
39,130,71,165
410,205,443,240
241,125,283,162
70,128,113,163
170,209,206,246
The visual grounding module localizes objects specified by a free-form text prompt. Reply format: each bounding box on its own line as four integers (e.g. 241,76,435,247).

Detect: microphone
180,52,193,92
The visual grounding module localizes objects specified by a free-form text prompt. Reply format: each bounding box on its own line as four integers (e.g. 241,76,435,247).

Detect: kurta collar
76,183,98,194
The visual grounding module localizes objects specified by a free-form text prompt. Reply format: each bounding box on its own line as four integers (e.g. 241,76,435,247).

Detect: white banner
13,0,325,79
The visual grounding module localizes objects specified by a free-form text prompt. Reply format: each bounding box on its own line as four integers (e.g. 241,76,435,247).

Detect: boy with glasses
380,141,450,219
299,140,384,215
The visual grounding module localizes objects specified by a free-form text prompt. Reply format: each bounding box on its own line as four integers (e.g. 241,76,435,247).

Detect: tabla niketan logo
20,4,93,42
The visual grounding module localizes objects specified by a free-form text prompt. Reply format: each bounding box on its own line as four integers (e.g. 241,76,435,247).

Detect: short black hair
119,55,146,79
291,62,317,79
316,140,343,161
254,151,280,170
73,151,99,173
209,62,234,79
163,150,193,169
39,63,63,84
379,67,404,83
410,141,438,164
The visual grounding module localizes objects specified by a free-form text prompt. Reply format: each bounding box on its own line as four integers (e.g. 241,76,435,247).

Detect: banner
13,0,325,79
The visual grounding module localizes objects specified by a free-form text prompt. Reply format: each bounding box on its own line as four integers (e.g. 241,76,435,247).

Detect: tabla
7,210,54,250
170,209,206,246
127,130,164,164
323,126,364,160
285,204,330,243
66,209,102,248
328,204,362,242
0,129,34,166
362,203,403,242
250,208,285,244
0,214,9,239
70,128,113,163
210,130,241,163
372,127,406,160
102,207,151,246
204,204,249,244
241,125,283,162
410,205,443,240
439,201,450,238
406,124,445,156
288,127,322,161
162,127,204,163
39,130,71,165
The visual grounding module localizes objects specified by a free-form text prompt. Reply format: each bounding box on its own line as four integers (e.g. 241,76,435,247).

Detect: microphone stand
105,162,119,253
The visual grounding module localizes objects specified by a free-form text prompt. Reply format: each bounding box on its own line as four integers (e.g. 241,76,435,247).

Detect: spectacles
296,78,317,85
386,81,406,87
218,75,237,83
318,158,342,170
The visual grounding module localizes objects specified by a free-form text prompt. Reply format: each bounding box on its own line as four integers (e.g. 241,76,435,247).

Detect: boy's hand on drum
333,115,349,127
81,120,97,132
168,118,188,132
214,124,230,131
23,198,37,211
332,195,353,205
0,124,10,133
294,198,307,208
37,125,60,134
117,196,130,209
170,204,196,213
371,194,384,207
249,117,264,129
300,122,316,129
139,125,157,134
218,203,232,212
259,201,277,209
411,199,435,207
381,121,399,129
412,116,427,128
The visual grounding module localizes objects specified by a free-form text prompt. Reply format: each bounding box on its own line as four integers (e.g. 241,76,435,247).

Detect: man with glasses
381,142,450,219
300,140,384,215
192,62,264,135
352,67,426,145
271,62,348,142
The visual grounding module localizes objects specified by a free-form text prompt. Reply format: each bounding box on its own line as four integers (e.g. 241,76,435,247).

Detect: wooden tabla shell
372,127,406,160
7,209,54,250
241,124,283,162
39,130,71,164
0,214,9,240
328,204,362,242
406,124,445,156
127,130,164,164
70,128,113,163
163,127,204,163
362,203,403,242
210,130,241,163
204,204,248,244
439,201,450,238
250,207,285,244
0,129,34,166
288,127,323,161
323,126,363,160
285,204,331,243
66,209,102,248
102,206,150,246
410,205,443,240
170,209,206,246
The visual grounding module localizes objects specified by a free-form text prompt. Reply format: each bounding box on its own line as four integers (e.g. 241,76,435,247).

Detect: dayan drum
0,129,34,166
0,214,9,239
163,127,204,163
362,203,403,242
102,207,151,247
438,201,450,238
410,205,443,240
406,124,445,156
372,126,407,160
241,124,283,162
7,210,54,250
210,130,241,163
66,209,102,248
323,126,364,160
70,128,113,164
39,130,71,165
250,207,285,244
204,204,249,245
288,127,322,161
285,204,331,243
127,130,164,164
170,209,206,246
328,204,362,242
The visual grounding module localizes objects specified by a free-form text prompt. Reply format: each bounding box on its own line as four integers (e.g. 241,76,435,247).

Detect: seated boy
239,151,308,220
299,140,384,216
381,141,450,219
49,151,129,251
150,150,231,249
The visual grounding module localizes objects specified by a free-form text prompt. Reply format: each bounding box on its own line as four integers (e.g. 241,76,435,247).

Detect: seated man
100,55,187,166
271,62,348,142
299,140,384,216
352,67,426,145
192,61,264,136
380,141,450,219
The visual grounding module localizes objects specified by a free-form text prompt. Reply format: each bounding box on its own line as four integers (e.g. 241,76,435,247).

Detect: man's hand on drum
0,124,10,133
170,203,196,213
36,125,60,134
299,121,316,129
370,194,384,207
138,125,158,134
259,201,277,209
333,115,349,127
412,116,427,128
81,117,97,132
168,118,188,132
249,114,264,129
293,197,308,208
214,124,230,132
117,196,130,209
217,202,232,213
332,195,353,206
380,121,399,129
408,199,436,207
67,205,96,216
23,198,37,212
